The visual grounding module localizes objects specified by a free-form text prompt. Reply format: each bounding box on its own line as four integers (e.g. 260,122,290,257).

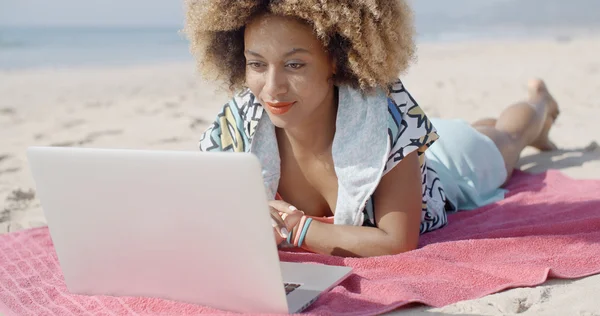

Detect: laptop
26,146,352,314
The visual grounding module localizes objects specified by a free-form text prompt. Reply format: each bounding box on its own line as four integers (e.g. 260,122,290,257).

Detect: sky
0,0,512,27
1,0,598,29
0,0,185,27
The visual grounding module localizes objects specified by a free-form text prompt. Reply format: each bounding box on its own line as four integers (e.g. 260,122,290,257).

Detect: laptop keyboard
284,282,301,295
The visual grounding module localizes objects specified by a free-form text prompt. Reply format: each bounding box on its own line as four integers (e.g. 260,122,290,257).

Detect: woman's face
244,14,336,129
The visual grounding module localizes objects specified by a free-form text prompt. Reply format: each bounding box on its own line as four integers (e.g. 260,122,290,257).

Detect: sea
1,0,599,70
0,26,192,70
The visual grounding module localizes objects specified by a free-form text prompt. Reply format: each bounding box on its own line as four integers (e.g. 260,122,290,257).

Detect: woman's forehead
244,14,324,53
246,14,313,37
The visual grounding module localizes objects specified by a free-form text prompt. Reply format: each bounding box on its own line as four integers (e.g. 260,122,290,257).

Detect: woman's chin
269,117,291,129
265,112,295,129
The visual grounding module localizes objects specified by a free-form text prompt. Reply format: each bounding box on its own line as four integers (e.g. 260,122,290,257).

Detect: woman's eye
286,63,305,69
247,62,264,69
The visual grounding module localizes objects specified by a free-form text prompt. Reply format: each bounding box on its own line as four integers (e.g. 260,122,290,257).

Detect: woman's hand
269,200,304,246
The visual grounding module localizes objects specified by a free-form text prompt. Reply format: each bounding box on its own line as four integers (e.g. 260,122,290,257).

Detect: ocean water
0,27,192,70
0,26,568,70
411,0,600,42
1,0,599,70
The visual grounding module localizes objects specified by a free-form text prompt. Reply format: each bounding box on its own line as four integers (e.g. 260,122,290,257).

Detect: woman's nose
263,67,288,98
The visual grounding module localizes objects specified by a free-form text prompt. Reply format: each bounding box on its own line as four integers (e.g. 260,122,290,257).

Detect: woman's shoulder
198,88,263,152
228,88,261,119
385,80,438,143
382,80,439,173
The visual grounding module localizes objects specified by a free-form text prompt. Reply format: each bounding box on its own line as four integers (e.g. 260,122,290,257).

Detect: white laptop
27,146,352,314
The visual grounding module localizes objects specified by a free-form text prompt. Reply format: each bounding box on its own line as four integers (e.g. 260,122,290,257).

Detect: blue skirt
426,118,508,211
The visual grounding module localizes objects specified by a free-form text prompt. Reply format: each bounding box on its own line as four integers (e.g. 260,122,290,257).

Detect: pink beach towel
1,170,600,316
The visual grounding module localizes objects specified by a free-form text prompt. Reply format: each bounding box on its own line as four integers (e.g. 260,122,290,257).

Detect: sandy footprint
0,167,20,176
189,117,208,130
0,107,16,116
62,119,86,129
50,129,123,147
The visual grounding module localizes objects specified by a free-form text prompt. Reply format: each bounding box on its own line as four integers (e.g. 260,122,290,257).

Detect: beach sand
1,35,599,315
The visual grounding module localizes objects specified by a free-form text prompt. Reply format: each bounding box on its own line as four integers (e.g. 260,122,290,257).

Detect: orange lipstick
265,101,295,115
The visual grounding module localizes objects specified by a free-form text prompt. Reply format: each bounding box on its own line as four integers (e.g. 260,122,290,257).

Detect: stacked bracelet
285,215,313,248
297,217,312,248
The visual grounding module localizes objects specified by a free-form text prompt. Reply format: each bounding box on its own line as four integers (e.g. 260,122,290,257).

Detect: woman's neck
277,87,338,155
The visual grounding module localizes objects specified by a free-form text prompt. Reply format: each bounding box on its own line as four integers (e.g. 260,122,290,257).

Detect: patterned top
198,81,449,234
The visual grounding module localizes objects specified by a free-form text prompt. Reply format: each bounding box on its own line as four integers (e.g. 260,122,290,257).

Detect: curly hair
183,0,416,94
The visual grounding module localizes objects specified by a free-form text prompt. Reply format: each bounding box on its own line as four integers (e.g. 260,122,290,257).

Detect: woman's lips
265,101,295,115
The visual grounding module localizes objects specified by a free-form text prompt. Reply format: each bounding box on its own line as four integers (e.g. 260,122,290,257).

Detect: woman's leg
472,79,560,185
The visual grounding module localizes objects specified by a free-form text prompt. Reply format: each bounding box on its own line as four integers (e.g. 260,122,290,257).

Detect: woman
184,0,559,257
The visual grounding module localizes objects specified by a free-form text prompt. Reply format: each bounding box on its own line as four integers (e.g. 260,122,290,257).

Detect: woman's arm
298,151,423,257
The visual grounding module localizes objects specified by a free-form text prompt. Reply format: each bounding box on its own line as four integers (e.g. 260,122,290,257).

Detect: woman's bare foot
528,79,560,151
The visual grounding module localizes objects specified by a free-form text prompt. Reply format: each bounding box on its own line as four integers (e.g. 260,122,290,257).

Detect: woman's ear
329,59,337,85
331,58,337,75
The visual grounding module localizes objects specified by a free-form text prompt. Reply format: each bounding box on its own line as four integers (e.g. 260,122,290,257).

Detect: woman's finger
270,200,304,229
284,211,303,230
268,200,304,238
270,208,289,237
268,200,301,215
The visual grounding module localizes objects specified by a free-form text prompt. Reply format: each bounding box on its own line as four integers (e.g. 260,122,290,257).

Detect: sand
1,35,599,315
